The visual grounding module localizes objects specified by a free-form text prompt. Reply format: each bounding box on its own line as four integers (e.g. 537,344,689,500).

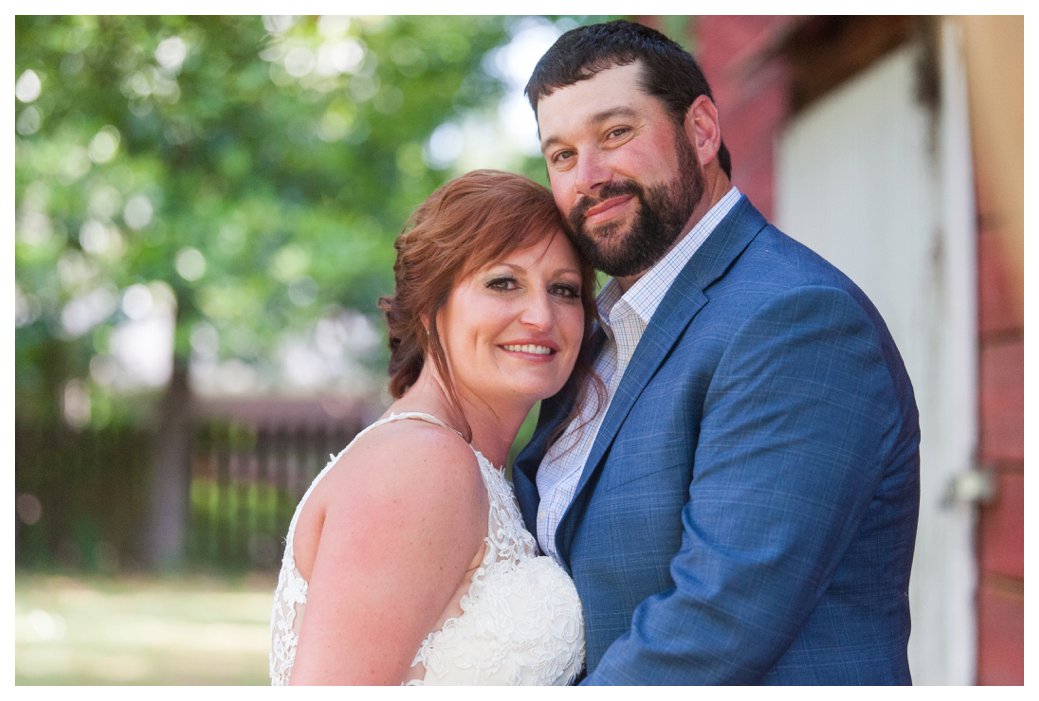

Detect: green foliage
15,15,519,421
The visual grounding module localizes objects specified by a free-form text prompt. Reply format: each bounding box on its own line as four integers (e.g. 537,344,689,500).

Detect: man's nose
574,150,611,198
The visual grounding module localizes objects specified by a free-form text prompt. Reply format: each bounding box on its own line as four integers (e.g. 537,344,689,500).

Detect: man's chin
576,228,621,265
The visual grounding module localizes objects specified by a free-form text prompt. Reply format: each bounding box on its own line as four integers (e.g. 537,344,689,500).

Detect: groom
513,20,921,684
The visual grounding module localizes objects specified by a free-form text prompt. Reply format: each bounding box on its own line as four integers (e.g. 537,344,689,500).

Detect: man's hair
525,19,731,178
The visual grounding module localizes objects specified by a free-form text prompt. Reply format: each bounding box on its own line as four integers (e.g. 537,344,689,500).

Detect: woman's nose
519,290,553,329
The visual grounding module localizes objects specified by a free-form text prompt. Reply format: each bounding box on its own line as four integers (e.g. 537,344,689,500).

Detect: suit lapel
513,326,607,537
555,196,768,564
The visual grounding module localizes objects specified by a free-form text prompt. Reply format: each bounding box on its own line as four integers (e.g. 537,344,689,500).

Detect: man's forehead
535,65,653,146
537,61,644,104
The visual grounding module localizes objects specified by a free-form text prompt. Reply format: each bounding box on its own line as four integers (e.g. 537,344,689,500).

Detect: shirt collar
596,186,742,338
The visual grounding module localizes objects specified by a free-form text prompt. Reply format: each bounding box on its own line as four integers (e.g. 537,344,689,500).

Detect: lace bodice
269,412,585,685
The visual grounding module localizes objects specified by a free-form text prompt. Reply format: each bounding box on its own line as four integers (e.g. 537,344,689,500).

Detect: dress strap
380,412,501,478
376,411,464,438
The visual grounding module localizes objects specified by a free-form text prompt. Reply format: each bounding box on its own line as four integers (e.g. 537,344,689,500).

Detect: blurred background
13,14,1023,685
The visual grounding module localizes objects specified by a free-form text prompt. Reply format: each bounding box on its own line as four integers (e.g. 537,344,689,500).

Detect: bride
269,170,598,684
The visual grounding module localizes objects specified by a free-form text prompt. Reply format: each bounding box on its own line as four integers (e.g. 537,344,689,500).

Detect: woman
269,170,598,684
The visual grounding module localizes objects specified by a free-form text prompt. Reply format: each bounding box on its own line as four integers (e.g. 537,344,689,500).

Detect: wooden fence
15,420,361,573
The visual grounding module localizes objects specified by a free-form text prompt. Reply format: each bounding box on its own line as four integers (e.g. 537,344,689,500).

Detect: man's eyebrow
540,106,639,153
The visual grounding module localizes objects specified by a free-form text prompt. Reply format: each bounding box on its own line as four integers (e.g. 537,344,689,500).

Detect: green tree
15,15,519,569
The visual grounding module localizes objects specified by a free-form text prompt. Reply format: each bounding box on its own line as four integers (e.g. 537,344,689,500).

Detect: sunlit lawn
15,571,275,685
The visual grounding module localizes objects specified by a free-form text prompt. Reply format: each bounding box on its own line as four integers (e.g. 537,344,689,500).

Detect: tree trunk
144,350,194,571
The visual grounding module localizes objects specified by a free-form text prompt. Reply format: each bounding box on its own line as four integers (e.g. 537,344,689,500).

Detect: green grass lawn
15,571,276,685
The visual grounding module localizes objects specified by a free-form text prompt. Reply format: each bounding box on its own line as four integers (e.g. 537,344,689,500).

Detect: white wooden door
774,21,976,684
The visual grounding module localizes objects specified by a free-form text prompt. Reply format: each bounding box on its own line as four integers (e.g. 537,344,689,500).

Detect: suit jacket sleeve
585,283,914,684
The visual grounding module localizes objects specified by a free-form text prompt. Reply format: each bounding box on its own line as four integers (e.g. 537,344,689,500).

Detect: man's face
536,62,704,282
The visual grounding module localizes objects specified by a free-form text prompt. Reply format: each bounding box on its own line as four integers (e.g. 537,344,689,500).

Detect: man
513,20,921,685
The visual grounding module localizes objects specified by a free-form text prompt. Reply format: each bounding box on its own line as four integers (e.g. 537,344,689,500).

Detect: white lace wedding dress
269,412,585,685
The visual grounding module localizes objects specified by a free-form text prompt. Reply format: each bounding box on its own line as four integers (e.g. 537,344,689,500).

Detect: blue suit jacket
514,197,920,685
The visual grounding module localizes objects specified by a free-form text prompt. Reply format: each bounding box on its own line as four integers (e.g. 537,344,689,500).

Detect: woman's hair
378,169,600,435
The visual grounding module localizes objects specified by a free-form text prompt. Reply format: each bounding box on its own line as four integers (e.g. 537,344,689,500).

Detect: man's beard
567,131,704,278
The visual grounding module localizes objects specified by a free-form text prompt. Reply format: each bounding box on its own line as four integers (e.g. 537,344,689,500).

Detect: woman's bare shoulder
294,415,487,579
314,416,485,516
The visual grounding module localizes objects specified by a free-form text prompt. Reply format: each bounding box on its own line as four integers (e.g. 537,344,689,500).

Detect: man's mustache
569,181,643,230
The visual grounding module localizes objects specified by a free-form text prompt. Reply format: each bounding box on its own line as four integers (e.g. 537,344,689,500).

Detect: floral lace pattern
269,412,585,686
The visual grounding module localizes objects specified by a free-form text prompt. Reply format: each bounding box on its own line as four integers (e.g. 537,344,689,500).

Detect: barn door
774,22,976,684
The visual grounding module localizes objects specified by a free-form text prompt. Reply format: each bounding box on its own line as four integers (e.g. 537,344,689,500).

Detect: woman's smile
501,342,557,357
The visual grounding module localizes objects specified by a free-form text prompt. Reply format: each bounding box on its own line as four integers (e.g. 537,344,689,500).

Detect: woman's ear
420,312,431,335
684,95,722,168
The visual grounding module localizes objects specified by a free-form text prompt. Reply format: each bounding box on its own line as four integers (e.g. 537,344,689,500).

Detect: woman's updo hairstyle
377,169,597,405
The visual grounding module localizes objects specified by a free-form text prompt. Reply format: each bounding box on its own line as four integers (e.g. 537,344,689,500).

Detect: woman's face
437,230,585,411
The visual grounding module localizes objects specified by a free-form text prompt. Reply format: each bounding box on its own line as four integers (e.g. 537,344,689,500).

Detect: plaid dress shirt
536,187,742,563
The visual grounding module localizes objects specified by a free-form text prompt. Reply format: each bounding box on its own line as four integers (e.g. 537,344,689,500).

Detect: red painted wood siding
975,171,1024,685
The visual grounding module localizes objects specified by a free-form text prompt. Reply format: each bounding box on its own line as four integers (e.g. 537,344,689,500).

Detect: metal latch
942,468,997,507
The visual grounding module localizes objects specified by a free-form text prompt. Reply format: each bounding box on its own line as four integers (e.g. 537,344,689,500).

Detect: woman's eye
550,283,580,299
487,277,518,291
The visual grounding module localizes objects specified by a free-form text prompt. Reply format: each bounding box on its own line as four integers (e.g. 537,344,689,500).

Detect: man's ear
684,95,722,167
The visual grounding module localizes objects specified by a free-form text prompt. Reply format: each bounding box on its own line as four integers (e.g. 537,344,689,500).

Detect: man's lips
580,195,634,224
